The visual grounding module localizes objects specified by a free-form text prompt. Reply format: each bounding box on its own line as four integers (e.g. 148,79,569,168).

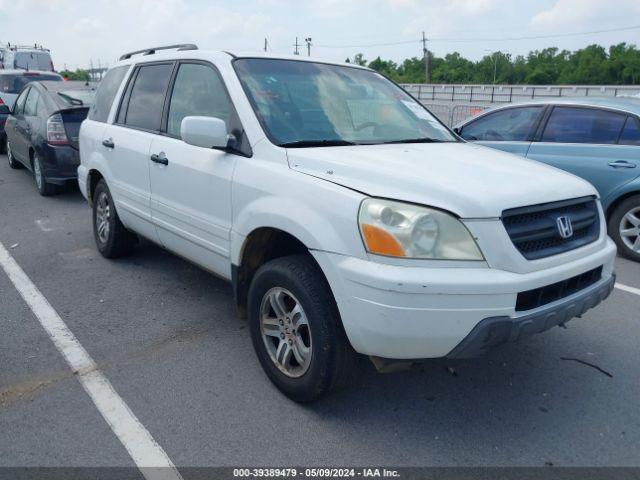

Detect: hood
287,142,597,218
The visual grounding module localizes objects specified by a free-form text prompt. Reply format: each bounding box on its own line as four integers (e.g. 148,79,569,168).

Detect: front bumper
447,273,615,359
312,237,617,359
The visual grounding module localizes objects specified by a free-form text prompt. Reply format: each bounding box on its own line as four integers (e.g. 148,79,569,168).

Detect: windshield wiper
378,137,446,144
57,92,83,106
278,139,358,148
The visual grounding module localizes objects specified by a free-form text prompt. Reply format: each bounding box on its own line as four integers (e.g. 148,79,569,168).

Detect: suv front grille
516,266,602,311
502,196,600,260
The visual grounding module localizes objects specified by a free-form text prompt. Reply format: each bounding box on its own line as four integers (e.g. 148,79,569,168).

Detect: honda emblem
556,216,573,239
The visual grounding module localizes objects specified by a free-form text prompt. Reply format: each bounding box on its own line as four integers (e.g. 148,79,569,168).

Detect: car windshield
14,51,51,71
57,89,96,106
0,74,62,94
233,58,455,147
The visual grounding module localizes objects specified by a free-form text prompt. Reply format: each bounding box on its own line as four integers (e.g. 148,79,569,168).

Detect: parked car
0,44,54,71
0,70,63,153
5,81,95,195
79,45,616,401
455,98,640,261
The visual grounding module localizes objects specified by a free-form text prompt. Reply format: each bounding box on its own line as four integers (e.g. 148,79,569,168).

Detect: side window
619,116,640,146
166,63,232,137
460,106,543,141
88,65,129,123
122,63,174,131
541,107,626,144
36,94,48,116
13,88,30,115
23,88,40,116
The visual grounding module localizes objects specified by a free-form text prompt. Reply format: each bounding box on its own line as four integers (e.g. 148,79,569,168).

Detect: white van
0,44,54,72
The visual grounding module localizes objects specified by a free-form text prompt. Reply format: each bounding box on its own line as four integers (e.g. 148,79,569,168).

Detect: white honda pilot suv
79,44,617,401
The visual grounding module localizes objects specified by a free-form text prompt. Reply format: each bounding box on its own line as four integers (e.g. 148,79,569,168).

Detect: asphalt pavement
1,152,639,470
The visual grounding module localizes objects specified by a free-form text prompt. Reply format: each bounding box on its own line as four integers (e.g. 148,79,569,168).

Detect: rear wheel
33,152,56,196
92,179,137,258
248,254,359,402
609,195,640,262
6,140,22,169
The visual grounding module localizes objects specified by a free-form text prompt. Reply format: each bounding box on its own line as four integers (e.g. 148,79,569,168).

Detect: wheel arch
605,186,640,220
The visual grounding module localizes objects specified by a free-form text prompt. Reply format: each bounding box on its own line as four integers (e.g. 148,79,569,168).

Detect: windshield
57,89,96,106
233,58,455,146
15,51,52,71
0,74,62,94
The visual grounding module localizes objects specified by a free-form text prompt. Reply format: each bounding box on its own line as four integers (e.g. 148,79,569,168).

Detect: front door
458,105,545,157
149,62,238,278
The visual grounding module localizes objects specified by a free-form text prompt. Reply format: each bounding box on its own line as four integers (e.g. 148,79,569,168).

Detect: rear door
149,61,239,277
526,106,638,203
103,62,174,242
15,87,41,161
4,87,29,162
458,105,545,157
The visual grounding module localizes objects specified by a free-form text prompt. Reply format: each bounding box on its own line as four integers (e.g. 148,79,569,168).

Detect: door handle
150,153,168,165
608,160,636,169
102,138,115,149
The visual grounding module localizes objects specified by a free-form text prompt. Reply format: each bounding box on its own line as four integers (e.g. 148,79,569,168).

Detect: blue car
455,97,640,262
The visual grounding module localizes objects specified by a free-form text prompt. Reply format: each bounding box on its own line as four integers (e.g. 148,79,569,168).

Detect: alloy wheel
620,206,640,253
259,287,312,378
33,156,43,190
95,191,112,244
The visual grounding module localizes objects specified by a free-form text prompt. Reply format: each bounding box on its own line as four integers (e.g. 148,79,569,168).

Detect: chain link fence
422,103,491,128
402,83,640,104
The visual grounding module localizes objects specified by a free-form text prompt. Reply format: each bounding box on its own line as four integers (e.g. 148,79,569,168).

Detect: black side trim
447,273,615,359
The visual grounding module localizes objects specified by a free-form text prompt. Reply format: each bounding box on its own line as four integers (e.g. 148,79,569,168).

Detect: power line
314,24,640,49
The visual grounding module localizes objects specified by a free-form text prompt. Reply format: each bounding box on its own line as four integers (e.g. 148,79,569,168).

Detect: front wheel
609,195,640,262
92,180,137,258
248,254,359,402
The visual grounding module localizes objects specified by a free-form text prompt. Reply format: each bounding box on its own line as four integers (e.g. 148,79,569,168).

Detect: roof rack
2,43,50,52
119,44,198,61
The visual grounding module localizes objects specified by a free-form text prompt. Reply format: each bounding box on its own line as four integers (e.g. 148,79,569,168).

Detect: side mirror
181,116,235,150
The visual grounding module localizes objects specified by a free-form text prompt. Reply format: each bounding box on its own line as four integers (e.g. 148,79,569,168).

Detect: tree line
346,43,640,85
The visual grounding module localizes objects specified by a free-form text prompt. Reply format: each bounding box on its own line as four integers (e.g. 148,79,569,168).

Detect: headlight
358,198,483,260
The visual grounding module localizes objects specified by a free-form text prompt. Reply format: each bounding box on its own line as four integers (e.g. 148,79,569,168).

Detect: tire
92,179,137,258
6,140,23,169
32,152,57,196
608,194,640,262
248,254,360,402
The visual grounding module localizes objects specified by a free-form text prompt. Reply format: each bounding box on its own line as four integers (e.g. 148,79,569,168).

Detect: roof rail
2,43,50,52
119,44,198,61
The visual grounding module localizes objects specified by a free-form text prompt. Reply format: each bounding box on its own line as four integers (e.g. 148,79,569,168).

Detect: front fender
603,176,640,214
231,192,366,265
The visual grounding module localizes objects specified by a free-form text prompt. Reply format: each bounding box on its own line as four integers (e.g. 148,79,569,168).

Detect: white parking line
0,241,182,480
615,282,640,297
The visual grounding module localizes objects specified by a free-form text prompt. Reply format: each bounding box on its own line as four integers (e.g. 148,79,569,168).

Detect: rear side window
460,106,543,141
13,87,30,114
541,107,626,144
166,63,232,137
0,73,61,94
88,65,129,123
24,89,40,116
619,116,640,145
122,63,173,131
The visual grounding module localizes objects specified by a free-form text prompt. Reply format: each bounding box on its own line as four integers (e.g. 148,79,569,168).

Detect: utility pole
264,38,268,52
305,37,312,56
422,31,429,84
293,37,300,55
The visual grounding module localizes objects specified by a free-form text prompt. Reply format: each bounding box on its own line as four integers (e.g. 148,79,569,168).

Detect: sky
1,0,639,70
